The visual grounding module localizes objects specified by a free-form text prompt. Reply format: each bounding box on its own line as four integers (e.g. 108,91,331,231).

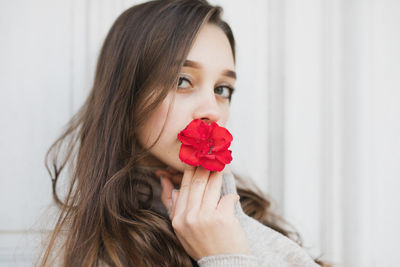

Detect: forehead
185,23,235,72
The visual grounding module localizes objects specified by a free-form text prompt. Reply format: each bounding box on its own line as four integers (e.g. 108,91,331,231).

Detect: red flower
177,119,233,171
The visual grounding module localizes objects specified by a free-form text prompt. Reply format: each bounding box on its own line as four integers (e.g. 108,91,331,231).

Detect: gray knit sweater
150,172,320,267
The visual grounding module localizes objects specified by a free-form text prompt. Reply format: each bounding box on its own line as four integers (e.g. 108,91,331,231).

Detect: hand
155,165,232,187
156,164,251,260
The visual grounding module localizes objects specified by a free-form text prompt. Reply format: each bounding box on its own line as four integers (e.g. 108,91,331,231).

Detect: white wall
1,0,399,266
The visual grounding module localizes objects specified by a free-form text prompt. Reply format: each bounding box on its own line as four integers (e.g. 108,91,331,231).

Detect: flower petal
201,154,216,160
200,157,225,171
214,149,233,164
210,124,233,151
177,133,201,148
180,119,210,140
178,145,201,166
177,119,233,170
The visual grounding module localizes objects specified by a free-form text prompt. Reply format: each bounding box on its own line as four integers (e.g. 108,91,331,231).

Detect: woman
38,0,331,266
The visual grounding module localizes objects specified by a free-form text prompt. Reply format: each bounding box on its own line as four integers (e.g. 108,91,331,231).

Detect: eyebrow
183,59,237,80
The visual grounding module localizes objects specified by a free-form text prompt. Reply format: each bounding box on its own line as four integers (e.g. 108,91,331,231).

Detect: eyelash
177,76,235,100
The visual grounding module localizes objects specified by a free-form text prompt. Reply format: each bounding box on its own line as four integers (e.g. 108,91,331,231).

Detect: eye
177,77,191,89
177,75,235,100
215,85,234,100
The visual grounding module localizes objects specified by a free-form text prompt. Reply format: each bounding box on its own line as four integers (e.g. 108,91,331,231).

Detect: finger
186,166,210,212
160,176,175,211
216,193,240,216
201,171,223,211
169,190,179,220
174,164,196,217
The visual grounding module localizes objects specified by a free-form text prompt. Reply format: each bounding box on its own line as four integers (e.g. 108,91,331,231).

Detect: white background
1,0,399,266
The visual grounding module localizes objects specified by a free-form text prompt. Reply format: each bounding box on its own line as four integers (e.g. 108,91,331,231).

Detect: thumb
216,194,240,215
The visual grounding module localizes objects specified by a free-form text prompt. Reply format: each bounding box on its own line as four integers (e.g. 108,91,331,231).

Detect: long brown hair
37,0,331,266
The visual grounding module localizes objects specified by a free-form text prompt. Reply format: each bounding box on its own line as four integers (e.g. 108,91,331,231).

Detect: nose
192,89,221,125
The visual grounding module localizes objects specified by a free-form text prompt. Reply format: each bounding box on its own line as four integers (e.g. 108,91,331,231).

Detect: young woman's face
137,23,236,173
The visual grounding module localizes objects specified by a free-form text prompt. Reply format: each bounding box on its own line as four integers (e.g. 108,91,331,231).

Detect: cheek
162,110,185,143
138,104,170,149
162,95,189,133
141,94,186,149
225,111,230,125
